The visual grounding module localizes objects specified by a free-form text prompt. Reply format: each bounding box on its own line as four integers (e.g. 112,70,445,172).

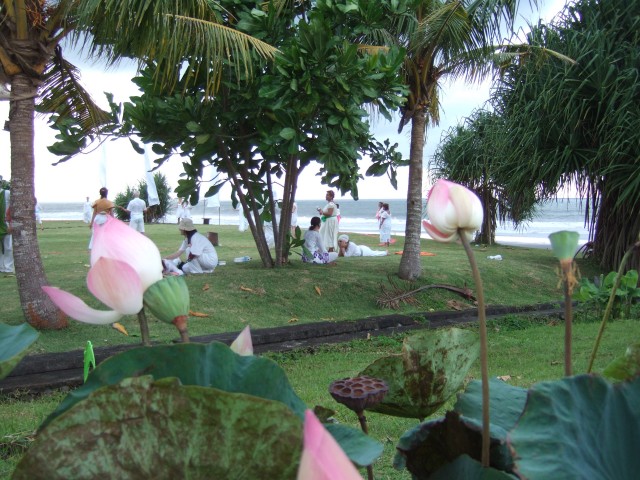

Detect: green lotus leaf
429,454,517,480
393,379,527,476
602,342,640,382
325,423,383,467
14,376,302,479
510,374,640,479
0,323,39,380
359,328,480,419
44,342,307,428
42,342,380,467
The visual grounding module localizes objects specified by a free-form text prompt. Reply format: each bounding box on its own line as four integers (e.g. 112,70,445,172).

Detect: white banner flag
203,164,220,207
144,146,160,206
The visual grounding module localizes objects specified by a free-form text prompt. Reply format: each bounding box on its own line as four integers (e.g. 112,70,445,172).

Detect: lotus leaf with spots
13,376,302,479
359,328,479,419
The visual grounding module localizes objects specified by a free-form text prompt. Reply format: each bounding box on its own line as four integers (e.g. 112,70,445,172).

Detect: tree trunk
9,74,67,329
398,109,426,280
592,186,640,273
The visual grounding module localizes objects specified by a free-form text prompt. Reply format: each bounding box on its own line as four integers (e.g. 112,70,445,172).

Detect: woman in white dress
164,218,218,274
379,203,392,246
302,217,338,264
317,190,338,252
337,234,388,257
290,202,298,235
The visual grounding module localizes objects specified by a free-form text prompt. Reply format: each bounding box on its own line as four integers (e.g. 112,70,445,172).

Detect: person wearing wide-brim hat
163,218,218,274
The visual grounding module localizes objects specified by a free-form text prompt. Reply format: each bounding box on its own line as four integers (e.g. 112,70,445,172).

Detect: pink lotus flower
422,179,483,242
43,217,163,324
297,410,362,480
230,325,254,356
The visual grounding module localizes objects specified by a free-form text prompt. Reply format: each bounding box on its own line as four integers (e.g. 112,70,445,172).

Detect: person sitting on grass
337,234,388,257
302,216,338,265
163,218,218,274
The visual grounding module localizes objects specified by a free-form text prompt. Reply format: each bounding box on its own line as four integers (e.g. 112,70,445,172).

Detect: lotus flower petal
87,258,143,315
423,180,483,243
297,410,362,480
230,325,253,356
91,217,162,290
42,286,123,325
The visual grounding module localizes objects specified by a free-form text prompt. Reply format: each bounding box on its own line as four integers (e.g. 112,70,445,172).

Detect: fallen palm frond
377,275,475,310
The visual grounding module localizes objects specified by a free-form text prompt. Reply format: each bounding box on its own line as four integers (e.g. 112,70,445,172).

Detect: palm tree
377,0,530,280
0,0,276,328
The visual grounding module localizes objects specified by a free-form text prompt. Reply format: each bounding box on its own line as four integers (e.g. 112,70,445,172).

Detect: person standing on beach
34,198,43,230
379,203,392,247
290,201,298,235
317,189,338,252
82,196,92,223
0,184,14,273
375,201,383,221
89,187,115,250
124,190,148,234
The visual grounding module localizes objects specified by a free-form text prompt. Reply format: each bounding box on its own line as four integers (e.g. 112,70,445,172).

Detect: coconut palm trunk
399,108,427,280
9,74,67,329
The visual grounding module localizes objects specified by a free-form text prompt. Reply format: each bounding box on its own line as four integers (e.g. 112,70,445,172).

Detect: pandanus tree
334,0,535,280
0,0,275,328
430,109,537,245
487,0,640,272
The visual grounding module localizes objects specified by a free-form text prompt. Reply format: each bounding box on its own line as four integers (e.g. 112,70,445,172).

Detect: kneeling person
164,219,218,274
338,234,388,257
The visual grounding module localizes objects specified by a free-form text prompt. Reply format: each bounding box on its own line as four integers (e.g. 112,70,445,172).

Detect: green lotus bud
549,230,580,261
143,276,190,342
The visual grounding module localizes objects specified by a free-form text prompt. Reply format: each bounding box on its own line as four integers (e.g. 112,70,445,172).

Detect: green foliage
603,342,640,382
395,375,640,479
113,172,172,222
0,324,39,381
575,270,640,319
39,342,381,468
14,376,303,479
484,0,640,271
359,328,479,419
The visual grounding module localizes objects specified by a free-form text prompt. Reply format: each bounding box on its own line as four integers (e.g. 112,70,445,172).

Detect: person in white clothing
302,216,338,264
337,234,388,257
379,203,392,246
317,190,338,252
164,218,218,274
124,190,148,233
290,201,298,235
82,196,92,223
0,185,14,273
34,198,43,230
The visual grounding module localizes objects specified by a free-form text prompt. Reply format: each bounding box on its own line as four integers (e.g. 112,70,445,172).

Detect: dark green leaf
0,323,39,380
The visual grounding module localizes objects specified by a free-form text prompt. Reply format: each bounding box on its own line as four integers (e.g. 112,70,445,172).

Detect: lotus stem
137,309,151,346
561,261,573,376
460,232,490,467
173,315,190,343
356,411,373,480
587,243,637,372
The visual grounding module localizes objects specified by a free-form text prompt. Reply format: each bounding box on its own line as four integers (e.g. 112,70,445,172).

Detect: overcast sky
0,0,568,203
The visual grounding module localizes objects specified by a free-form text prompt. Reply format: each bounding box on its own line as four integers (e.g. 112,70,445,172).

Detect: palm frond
37,47,111,132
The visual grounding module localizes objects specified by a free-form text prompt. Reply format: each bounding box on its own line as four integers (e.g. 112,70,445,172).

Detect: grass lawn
2,220,636,478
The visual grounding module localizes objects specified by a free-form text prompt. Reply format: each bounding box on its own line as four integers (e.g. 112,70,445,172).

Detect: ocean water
39,198,589,248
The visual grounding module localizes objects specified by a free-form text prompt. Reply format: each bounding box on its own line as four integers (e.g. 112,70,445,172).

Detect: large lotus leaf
359,328,480,418
510,374,640,479
0,323,38,380
429,454,517,480
325,423,383,467
42,342,381,467
602,342,640,382
455,379,528,440
394,410,515,477
44,342,307,428
14,376,302,479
